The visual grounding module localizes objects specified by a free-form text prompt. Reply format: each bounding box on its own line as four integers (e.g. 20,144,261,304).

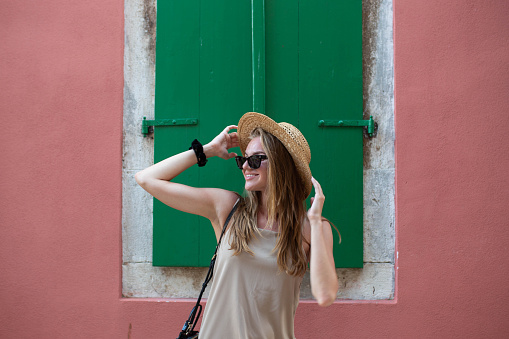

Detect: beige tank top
199,227,303,339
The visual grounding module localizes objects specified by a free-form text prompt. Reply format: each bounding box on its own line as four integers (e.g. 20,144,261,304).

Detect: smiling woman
135,112,338,339
240,137,268,192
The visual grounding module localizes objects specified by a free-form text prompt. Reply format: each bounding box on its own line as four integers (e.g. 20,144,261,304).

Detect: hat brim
237,112,312,197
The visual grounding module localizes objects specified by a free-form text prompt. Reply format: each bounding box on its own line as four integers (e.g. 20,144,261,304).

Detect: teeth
246,175,256,178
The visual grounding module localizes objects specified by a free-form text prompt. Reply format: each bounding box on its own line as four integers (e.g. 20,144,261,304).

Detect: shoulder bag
176,199,240,339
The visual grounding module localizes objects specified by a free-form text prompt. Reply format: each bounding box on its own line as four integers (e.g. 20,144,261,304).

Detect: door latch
142,117,199,136
318,115,377,137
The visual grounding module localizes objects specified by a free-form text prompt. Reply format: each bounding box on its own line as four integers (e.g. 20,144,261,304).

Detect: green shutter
154,0,363,268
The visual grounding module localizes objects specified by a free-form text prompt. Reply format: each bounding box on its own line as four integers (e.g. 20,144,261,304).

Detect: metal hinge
318,115,378,137
142,117,199,136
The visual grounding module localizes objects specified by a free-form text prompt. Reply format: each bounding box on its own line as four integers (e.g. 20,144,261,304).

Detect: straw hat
237,112,312,197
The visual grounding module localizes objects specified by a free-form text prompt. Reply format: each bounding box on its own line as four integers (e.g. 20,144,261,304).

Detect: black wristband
189,139,208,167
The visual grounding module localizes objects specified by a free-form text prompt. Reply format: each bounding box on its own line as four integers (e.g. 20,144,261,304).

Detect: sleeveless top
199,227,304,339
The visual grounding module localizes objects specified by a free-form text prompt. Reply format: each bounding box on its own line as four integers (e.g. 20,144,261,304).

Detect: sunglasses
235,155,268,169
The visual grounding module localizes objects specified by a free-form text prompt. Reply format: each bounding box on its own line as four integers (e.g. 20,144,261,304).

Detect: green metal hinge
318,116,378,137
142,117,199,136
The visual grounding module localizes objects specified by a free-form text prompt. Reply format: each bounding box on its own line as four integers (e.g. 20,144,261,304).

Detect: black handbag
176,199,239,339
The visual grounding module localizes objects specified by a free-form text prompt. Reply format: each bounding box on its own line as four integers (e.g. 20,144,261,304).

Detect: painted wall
1,1,508,338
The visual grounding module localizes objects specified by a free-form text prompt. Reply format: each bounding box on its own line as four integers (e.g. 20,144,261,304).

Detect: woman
135,112,338,339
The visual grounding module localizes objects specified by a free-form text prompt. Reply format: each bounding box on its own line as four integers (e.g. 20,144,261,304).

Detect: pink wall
1,0,508,338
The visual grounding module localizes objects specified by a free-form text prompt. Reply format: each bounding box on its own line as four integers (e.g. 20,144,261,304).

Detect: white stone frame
122,0,395,300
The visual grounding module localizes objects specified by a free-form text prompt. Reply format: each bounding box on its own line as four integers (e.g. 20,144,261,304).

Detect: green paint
154,0,363,268
251,0,265,112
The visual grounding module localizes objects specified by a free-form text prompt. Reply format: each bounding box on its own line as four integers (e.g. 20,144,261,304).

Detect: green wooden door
153,0,363,268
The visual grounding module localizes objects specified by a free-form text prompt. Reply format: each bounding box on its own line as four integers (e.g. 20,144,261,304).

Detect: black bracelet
189,139,208,167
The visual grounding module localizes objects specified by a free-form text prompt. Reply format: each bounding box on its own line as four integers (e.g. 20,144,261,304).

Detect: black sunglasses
235,155,268,169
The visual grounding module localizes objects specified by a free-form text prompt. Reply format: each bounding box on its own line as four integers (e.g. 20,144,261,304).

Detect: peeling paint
143,0,157,65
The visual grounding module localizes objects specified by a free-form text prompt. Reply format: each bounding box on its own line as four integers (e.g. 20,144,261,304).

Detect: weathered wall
122,0,395,301
1,0,509,338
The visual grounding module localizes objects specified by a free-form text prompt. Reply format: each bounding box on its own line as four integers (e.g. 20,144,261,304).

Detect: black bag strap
180,198,240,336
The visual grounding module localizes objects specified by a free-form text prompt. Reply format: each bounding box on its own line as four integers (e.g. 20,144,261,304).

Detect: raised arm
135,125,239,228
307,177,339,307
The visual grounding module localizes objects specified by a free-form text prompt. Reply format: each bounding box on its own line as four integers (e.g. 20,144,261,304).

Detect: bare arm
135,125,239,228
307,177,339,307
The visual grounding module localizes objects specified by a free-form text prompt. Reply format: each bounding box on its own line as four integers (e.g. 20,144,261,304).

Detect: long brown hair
228,128,309,277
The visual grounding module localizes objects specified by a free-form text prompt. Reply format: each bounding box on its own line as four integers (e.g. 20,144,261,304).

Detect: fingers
223,125,239,146
228,131,239,142
308,178,325,221
223,125,238,134
226,132,239,149
311,177,324,197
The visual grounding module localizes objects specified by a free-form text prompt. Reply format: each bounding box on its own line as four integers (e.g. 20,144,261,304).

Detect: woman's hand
204,125,239,160
307,176,338,306
307,177,325,223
